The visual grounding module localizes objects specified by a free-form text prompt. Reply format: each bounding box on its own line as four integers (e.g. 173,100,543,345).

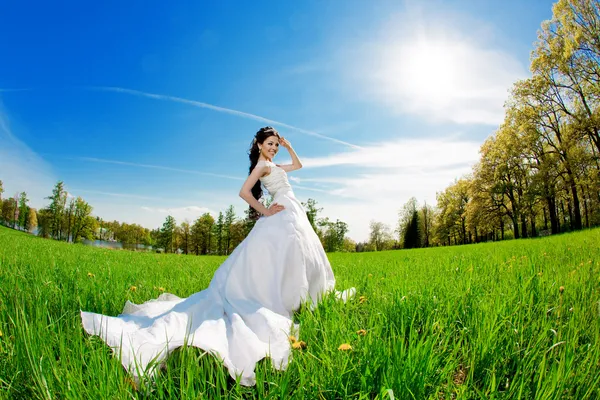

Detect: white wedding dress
80,160,349,386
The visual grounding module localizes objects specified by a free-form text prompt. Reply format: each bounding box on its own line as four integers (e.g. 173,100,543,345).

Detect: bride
81,126,350,386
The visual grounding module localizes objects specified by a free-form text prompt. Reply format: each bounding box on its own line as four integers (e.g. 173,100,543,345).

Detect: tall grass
0,225,599,399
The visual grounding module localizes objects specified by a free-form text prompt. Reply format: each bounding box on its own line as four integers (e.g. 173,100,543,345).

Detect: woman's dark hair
248,126,280,218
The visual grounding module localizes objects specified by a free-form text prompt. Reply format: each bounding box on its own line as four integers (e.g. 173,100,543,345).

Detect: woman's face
260,135,279,160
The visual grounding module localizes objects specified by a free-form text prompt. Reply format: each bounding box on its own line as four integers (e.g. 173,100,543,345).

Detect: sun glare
401,40,459,102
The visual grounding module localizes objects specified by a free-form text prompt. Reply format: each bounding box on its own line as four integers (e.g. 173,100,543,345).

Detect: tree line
152,197,355,254
0,179,357,255
366,0,600,250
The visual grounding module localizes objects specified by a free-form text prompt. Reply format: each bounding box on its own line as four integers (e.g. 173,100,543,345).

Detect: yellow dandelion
158,287,165,292
359,296,367,304
125,376,138,390
537,271,543,277
129,285,137,292
356,329,367,336
288,335,297,343
292,341,306,350
0,328,3,337
368,274,373,278
87,272,95,278
559,286,565,294
338,343,352,351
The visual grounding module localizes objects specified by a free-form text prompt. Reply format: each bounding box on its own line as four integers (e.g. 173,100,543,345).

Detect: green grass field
0,225,599,399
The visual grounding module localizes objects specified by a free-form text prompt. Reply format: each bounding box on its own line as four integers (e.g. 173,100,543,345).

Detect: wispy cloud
0,100,57,209
90,86,362,149
71,156,245,181
341,5,527,125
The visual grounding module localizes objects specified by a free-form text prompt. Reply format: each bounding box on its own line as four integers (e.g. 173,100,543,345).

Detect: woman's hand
279,136,292,150
263,202,285,216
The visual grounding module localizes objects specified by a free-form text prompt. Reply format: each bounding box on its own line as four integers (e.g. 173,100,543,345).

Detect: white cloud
292,137,480,241
342,7,527,125
301,137,479,170
0,102,57,209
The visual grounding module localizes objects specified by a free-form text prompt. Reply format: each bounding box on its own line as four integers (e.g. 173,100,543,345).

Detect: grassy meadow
0,225,599,399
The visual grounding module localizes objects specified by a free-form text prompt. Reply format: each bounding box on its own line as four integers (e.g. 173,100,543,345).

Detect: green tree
180,221,191,255
341,237,356,252
1,198,16,226
320,219,349,252
419,202,435,247
36,208,52,238
11,194,19,229
71,197,94,242
397,197,421,249
403,210,420,249
302,198,322,236
532,0,600,155
228,220,247,252
191,213,215,255
17,192,29,230
510,77,583,231
224,205,236,255
26,208,38,233
368,220,393,251
159,215,177,253
64,198,76,241
46,181,68,240
214,212,224,255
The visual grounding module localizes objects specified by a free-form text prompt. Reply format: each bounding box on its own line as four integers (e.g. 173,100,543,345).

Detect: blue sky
0,0,555,241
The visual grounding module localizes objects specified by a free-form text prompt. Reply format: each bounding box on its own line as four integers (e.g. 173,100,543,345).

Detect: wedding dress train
80,160,350,386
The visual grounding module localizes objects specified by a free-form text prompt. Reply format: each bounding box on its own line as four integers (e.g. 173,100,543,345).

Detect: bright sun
401,40,460,101
377,38,467,108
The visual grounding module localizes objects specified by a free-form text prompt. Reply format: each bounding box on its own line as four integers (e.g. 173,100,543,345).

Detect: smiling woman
80,125,353,387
